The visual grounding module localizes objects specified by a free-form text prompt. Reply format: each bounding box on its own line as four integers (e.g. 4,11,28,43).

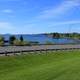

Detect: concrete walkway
0,44,80,55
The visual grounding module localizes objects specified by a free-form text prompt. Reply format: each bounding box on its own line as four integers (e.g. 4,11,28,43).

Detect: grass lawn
0,50,80,80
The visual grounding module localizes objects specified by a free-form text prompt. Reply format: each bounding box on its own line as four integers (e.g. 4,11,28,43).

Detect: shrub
13,40,31,46
9,35,16,45
0,36,4,46
45,41,54,45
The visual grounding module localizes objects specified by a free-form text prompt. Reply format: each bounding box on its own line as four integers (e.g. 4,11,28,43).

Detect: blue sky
0,0,80,34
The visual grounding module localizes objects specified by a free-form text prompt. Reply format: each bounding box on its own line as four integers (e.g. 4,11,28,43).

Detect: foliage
9,35,16,45
0,36,4,46
45,41,54,45
13,40,21,46
47,33,80,39
21,41,31,46
13,39,31,46
52,33,60,38
20,35,23,42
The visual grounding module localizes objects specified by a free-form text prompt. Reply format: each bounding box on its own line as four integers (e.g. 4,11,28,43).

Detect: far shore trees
0,33,79,46
47,33,80,39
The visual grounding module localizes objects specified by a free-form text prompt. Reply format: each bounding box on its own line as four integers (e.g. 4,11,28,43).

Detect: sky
0,0,80,34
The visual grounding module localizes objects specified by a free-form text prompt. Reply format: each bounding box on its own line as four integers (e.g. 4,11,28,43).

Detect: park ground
0,50,80,80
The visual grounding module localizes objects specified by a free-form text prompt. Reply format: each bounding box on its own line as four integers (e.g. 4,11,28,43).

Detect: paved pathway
0,44,80,55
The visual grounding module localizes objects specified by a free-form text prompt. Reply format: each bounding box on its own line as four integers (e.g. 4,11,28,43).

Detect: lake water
3,34,80,44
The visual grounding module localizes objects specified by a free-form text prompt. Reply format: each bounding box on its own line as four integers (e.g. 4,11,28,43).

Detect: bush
13,40,21,46
0,36,4,46
9,35,16,45
22,41,31,46
13,40,31,46
45,41,54,45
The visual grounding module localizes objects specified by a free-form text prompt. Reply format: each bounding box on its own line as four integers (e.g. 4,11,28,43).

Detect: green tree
20,35,23,42
52,33,60,38
9,35,16,45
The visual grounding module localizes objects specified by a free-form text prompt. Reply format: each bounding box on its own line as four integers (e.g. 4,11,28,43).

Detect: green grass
0,50,80,80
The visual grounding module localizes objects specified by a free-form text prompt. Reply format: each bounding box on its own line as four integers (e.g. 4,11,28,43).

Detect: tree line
0,35,31,46
0,33,80,46
46,33,80,39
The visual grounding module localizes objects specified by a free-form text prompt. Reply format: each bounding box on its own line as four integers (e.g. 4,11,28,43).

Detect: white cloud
0,22,12,29
38,0,80,19
0,22,15,34
49,20,80,26
49,20,80,33
0,0,20,2
2,9,13,13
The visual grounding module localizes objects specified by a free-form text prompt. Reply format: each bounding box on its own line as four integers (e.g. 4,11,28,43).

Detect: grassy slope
0,51,80,80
